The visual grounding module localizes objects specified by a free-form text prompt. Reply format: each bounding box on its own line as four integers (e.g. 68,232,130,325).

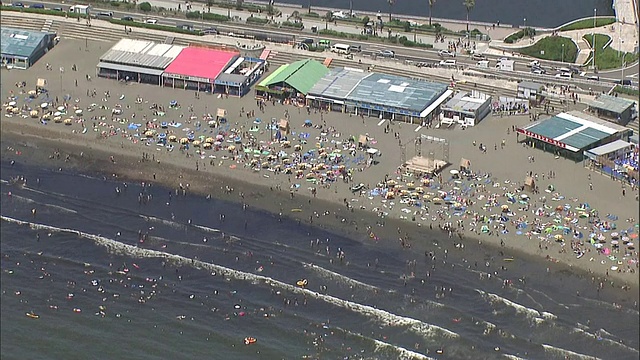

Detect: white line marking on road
377,119,386,126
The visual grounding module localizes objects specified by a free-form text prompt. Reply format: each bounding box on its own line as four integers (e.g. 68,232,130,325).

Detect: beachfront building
1,27,57,69
439,90,492,127
162,45,265,96
255,59,329,100
307,67,452,124
584,140,638,184
516,111,633,161
97,39,184,85
517,81,545,104
586,94,637,125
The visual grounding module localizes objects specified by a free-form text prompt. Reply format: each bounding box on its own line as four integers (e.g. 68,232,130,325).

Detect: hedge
110,19,203,35
185,11,229,22
504,27,536,44
246,17,269,25
0,6,83,18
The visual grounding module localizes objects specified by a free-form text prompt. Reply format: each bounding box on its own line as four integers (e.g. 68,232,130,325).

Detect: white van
476,60,489,68
555,72,572,79
331,43,351,54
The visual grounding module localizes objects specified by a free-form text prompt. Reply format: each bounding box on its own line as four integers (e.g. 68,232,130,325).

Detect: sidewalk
613,0,638,25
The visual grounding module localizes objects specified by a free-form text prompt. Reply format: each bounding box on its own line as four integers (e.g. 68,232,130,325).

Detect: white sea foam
139,215,185,229
476,289,556,325
2,216,459,341
541,343,601,359
7,194,77,214
372,338,434,360
502,355,527,360
570,327,639,354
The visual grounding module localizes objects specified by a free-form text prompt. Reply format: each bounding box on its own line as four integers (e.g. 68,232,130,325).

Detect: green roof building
256,59,329,97
1,27,57,69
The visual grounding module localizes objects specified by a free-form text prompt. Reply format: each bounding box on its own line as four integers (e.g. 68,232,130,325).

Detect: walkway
613,0,638,25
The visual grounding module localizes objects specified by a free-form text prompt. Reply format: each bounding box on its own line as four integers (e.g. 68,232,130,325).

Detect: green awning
255,59,329,95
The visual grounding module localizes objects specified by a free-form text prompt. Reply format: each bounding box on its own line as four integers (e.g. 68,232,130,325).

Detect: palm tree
325,11,333,30
428,0,436,26
289,10,300,22
388,0,395,23
463,0,475,33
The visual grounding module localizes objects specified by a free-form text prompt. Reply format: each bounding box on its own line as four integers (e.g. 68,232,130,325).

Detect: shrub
138,2,152,12
246,16,269,25
110,19,203,35
281,21,303,29
504,27,535,44
185,11,229,22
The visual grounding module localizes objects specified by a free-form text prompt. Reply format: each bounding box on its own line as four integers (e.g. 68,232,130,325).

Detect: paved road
6,2,636,90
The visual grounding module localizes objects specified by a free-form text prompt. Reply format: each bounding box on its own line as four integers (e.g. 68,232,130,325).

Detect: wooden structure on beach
403,156,448,175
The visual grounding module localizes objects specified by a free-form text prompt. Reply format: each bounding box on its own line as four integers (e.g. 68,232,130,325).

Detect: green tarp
256,59,328,95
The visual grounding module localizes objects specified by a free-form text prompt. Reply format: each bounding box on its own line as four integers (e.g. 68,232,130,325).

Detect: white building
440,90,492,127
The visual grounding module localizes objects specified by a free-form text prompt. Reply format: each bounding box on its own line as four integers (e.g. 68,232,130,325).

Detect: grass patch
0,5,84,18
613,86,639,96
246,16,269,25
185,11,229,22
583,33,639,70
518,36,578,62
559,17,616,31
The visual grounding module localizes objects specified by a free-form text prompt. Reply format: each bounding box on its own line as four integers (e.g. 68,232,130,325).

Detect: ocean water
1,160,638,360
285,0,615,28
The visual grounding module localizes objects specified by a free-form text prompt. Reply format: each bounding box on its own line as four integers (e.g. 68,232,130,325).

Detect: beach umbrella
158,133,167,139
56,105,65,111
193,140,201,147
481,225,489,233
8,101,17,107
554,234,564,242
180,138,189,144
227,145,236,151
63,118,72,125
144,130,154,137
216,134,224,140
30,110,39,118
205,137,214,143
40,102,48,109
53,116,62,123
75,109,83,115
610,232,619,239
187,133,195,141
203,142,212,149
5,106,13,113
28,90,37,97
168,135,177,142
11,107,20,114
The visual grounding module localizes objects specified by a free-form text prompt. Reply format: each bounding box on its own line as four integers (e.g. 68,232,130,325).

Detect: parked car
527,60,540,67
176,24,194,31
440,59,457,67
11,2,24,7
471,53,486,61
52,7,63,11
378,50,395,58
586,75,600,81
202,27,218,35
350,45,362,52
29,3,44,8
438,49,455,57
120,16,134,21
615,79,632,86
300,38,314,45
531,68,546,75
145,18,158,24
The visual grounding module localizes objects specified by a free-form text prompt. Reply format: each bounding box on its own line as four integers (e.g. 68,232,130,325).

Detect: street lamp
593,8,597,71
561,43,564,63
523,17,526,29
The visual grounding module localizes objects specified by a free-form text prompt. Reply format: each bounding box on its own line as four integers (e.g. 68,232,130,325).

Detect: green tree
324,10,333,30
428,0,436,26
138,2,152,12
289,10,300,22
463,0,474,33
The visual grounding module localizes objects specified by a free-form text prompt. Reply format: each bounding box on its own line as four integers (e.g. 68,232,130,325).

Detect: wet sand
1,38,638,294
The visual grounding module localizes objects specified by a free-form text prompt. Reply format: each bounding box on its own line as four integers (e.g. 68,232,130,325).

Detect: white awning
420,89,453,118
586,139,633,157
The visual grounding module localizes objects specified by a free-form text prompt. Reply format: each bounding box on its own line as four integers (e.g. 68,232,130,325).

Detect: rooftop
164,47,238,80
1,27,54,58
518,81,545,90
441,91,491,113
586,139,634,156
258,59,329,95
347,73,448,113
522,111,627,152
587,94,636,114
308,67,368,100
99,39,185,70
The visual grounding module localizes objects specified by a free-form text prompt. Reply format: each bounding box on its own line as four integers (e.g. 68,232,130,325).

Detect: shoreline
3,124,638,300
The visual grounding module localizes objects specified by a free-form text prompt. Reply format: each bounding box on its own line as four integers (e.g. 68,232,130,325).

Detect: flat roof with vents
1,27,54,59
99,38,185,69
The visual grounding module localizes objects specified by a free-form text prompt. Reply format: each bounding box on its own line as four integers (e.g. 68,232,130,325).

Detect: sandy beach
1,37,638,296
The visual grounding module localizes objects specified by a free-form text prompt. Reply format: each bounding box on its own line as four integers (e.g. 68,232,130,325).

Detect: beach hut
358,135,368,149
460,158,471,171
278,119,290,135
524,176,536,192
